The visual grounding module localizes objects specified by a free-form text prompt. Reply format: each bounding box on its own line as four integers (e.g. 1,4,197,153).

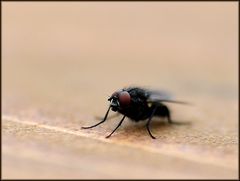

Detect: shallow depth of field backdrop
2,2,238,179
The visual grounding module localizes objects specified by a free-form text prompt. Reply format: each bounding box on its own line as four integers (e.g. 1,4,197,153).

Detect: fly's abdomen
155,104,170,117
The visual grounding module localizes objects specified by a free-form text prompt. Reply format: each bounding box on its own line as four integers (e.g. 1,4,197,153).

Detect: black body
115,87,171,121
82,87,186,139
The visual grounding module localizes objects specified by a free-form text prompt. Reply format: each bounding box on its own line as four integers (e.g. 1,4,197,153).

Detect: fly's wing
146,89,189,105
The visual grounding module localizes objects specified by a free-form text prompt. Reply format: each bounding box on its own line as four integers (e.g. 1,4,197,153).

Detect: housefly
82,87,188,139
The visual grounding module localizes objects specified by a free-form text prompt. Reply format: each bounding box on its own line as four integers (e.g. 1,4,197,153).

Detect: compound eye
119,91,131,106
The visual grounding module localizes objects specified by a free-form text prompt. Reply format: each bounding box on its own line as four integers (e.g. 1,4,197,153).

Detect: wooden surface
2,2,238,179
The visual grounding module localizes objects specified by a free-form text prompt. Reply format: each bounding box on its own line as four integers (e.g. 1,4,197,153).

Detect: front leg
82,106,111,129
106,115,126,138
95,113,119,121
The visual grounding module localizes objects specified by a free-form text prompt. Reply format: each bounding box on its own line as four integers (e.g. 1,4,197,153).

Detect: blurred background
2,2,238,179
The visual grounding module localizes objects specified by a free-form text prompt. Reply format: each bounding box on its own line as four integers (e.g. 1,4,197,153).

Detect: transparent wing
147,89,172,100
146,89,189,105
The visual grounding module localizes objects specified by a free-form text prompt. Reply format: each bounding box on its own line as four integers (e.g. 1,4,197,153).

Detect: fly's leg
82,106,111,129
165,108,173,124
106,116,126,138
156,104,190,125
164,106,186,125
95,113,119,121
146,107,157,139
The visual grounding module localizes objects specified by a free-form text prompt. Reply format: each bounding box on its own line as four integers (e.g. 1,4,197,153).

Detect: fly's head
108,90,131,112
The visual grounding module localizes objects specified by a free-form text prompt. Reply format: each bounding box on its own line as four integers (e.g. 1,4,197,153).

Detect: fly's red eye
119,91,131,106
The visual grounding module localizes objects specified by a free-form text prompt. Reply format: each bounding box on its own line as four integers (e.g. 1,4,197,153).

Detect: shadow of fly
82,87,189,139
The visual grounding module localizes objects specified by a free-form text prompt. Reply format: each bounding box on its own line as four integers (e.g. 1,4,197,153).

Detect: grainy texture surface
2,2,238,179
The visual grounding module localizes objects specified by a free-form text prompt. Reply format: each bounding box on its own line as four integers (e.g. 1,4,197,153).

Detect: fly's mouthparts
110,100,119,107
